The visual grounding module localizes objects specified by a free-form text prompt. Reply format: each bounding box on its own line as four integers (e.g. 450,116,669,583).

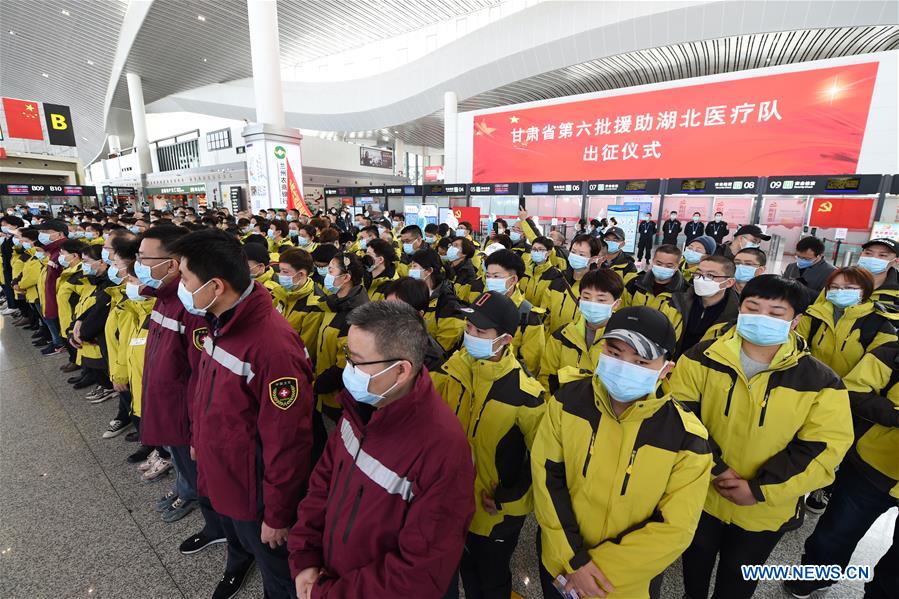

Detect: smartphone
553,575,580,599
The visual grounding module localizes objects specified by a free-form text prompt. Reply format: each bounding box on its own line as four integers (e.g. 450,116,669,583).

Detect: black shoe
41,344,64,356
32,337,50,347
124,430,139,442
60,362,80,373
211,563,254,599
31,330,46,339
72,377,95,389
67,374,86,384
805,488,831,514
783,579,830,598
180,531,227,555
126,445,153,464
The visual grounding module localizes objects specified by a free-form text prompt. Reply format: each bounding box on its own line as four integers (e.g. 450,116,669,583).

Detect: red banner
286,161,311,217
809,197,875,229
423,165,444,182
472,63,878,182
2,97,44,140
452,207,481,231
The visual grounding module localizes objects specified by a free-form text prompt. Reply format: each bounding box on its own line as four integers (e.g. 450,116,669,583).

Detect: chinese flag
452,207,481,231
809,197,875,229
3,98,44,140
286,160,311,217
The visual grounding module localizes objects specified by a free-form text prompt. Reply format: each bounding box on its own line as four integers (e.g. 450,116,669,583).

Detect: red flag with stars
2,97,44,140
286,160,311,217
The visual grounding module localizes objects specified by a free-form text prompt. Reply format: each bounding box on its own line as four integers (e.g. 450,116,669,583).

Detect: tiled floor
1,314,894,598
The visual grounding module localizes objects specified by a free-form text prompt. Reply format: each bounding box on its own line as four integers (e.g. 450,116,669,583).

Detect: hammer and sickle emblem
818,201,833,213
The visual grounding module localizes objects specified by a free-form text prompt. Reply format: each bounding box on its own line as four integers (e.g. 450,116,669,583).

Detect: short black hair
367,238,397,263
424,223,439,235
61,239,86,254
700,255,736,277
81,244,103,261
739,274,808,316
243,233,268,248
489,234,512,249
278,248,313,274
453,237,476,259
170,229,251,292
795,236,825,256
580,268,624,299
532,236,554,252
140,224,189,253
735,247,767,266
484,249,525,279
400,225,422,239
361,225,380,238
410,248,446,285
654,244,682,259
332,252,365,286
111,236,139,262
383,277,430,312
571,234,602,257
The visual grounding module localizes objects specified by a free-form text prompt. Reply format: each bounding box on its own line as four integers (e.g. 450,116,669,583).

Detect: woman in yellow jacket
431,291,545,599
408,248,467,352
362,238,400,301
122,275,156,440
70,246,114,398
520,235,565,307
543,235,604,334
539,268,623,393
56,240,89,371
272,248,325,362
797,266,897,377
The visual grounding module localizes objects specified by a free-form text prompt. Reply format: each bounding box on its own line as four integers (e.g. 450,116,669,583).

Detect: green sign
273,145,286,160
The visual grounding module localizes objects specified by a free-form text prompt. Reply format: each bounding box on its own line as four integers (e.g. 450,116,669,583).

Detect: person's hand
715,478,758,506
72,321,82,343
190,446,196,460
261,521,289,549
566,561,614,598
295,567,321,599
518,208,529,222
713,467,742,484
481,484,498,516
113,383,129,392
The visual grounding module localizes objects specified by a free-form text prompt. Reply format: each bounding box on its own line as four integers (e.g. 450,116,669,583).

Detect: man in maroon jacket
288,300,475,599
34,220,68,354
136,224,224,555
173,229,314,599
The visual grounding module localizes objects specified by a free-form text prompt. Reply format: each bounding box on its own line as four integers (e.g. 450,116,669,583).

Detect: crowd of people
0,202,896,599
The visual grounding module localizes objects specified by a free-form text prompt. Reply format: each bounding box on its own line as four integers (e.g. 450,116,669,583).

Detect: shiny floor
1,315,894,598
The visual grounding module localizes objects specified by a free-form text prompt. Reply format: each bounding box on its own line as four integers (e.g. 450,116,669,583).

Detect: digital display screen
681,179,706,192
825,177,861,191
624,180,648,192
404,186,416,195
6,185,29,195
530,183,549,194
64,187,83,195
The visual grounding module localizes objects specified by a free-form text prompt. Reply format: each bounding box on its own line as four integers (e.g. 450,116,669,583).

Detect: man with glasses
715,224,770,261
670,256,739,356
733,248,767,296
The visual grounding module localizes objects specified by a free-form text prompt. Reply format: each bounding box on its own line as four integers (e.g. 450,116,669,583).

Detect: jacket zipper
723,378,736,417
758,388,772,427
582,428,598,477
620,449,637,495
342,487,364,542
327,431,365,565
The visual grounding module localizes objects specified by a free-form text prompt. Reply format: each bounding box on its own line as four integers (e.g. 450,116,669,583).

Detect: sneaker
180,531,227,555
31,330,47,339
142,457,172,481
805,488,831,514
783,579,830,598
88,388,117,404
212,563,254,599
126,445,153,464
12,317,31,326
32,337,50,347
155,490,179,512
102,419,133,439
162,497,197,523
124,430,139,443
41,345,65,356
137,449,161,472
1,307,18,316
84,385,104,400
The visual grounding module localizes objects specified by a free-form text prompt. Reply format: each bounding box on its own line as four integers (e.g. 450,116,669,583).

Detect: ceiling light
41,72,49,78
197,15,206,21
61,9,70,16
202,58,207,62
7,30,15,35
81,137,88,141
87,59,94,65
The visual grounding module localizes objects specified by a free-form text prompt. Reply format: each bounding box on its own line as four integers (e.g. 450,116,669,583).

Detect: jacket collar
324,284,368,312
206,281,265,338
557,366,668,421
283,277,316,301
340,368,436,433
806,294,875,328
635,268,685,293
442,346,518,390
255,267,275,285
705,326,806,378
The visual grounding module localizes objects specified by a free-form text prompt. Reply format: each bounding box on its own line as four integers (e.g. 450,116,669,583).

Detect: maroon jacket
288,371,475,598
193,282,314,528
42,237,65,319
140,276,202,446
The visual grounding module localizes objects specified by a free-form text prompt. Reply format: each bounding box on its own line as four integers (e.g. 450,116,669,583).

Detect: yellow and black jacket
521,258,563,308
539,318,605,394
507,287,546,375
57,265,87,335
604,252,638,285
432,347,546,538
543,268,584,335
103,284,129,387
842,344,899,499
680,259,700,284
796,295,898,377
871,268,899,314
272,278,326,364
424,281,468,352
668,328,853,532
363,262,399,302
622,269,688,312
72,276,113,369
17,252,44,304
532,368,712,598
254,267,280,295
123,299,156,417
520,217,568,272
313,285,369,413
451,258,485,303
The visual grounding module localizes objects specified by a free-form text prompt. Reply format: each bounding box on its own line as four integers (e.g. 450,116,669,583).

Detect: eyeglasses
343,346,401,369
694,272,731,281
829,285,862,291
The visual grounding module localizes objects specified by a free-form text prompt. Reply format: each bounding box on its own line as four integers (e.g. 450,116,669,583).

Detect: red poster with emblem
3,97,44,140
472,62,878,182
809,197,875,229
452,207,481,231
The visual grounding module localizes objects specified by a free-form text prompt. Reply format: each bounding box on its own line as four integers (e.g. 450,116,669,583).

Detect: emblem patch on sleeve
192,327,209,351
269,377,299,410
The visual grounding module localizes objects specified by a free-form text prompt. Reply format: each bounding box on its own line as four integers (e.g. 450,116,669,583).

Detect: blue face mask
579,300,613,325
734,264,758,283
297,236,311,246
267,229,276,239
288,229,299,238
509,230,522,243
58,254,71,268
81,262,95,276
342,361,400,405
22,242,32,250
278,273,297,290
177,279,214,316
736,313,791,346
826,289,861,308
742,240,760,249
316,265,329,277
409,268,427,280
125,282,146,302
84,232,97,240
12,238,21,247
107,266,124,285
485,277,510,294
34,251,46,260
445,246,461,262
101,248,112,264
651,265,676,281
596,354,662,403
464,332,502,360
359,238,368,250
606,240,621,254
455,228,467,238
568,253,590,270
38,232,52,245
402,242,416,255
530,250,547,265
134,259,170,289
324,273,342,293
424,235,436,244
128,225,140,234
683,249,703,264
796,257,815,270
858,256,890,274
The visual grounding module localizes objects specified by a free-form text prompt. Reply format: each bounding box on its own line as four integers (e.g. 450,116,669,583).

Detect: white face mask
694,277,724,297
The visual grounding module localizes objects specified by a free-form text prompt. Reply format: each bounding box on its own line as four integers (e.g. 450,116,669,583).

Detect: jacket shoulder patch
192,327,209,351
269,377,299,410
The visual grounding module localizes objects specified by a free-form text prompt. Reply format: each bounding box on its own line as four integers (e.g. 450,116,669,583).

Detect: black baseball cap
734,224,771,241
603,226,625,241
461,292,519,337
35,219,69,234
242,241,270,266
601,306,676,360
862,238,899,255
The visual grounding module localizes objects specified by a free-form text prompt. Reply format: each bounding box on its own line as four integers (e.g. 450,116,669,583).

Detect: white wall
454,51,899,182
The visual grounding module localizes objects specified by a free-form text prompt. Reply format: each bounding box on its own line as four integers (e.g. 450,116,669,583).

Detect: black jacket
638,221,657,239
705,221,729,243
662,219,682,243
684,221,704,242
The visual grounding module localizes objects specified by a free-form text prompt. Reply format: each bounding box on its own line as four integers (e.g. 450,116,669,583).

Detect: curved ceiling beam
145,0,897,134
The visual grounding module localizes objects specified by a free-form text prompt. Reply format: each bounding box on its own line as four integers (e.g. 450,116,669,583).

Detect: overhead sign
471,62,879,182
42,103,76,146
354,186,386,197
323,187,351,197
1,184,96,196
229,187,243,213
146,185,207,195
424,184,467,196
586,179,660,195
523,181,583,195
385,185,423,196
766,174,882,195
469,182,520,196
809,197,876,229
667,177,759,195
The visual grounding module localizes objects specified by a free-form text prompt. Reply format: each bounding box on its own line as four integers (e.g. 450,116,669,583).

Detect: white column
442,91,458,182
246,0,285,127
125,72,152,174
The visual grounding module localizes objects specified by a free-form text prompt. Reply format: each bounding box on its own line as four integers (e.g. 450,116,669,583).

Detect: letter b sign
50,113,68,130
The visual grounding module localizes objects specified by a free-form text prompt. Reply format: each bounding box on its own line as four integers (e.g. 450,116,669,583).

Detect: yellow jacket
18,254,44,304
254,267,280,295
364,264,399,302
539,318,605,393
272,278,326,363
796,296,897,377
680,259,700,284
104,284,129,385
543,270,582,335
124,299,156,416
668,328,853,531
72,277,102,365
622,269,688,311
532,369,712,598
313,286,369,413
521,259,563,308
56,266,86,334
871,268,899,314
507,288,546,375
424,281,467,352
432,347,545,537
842,344,899,499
